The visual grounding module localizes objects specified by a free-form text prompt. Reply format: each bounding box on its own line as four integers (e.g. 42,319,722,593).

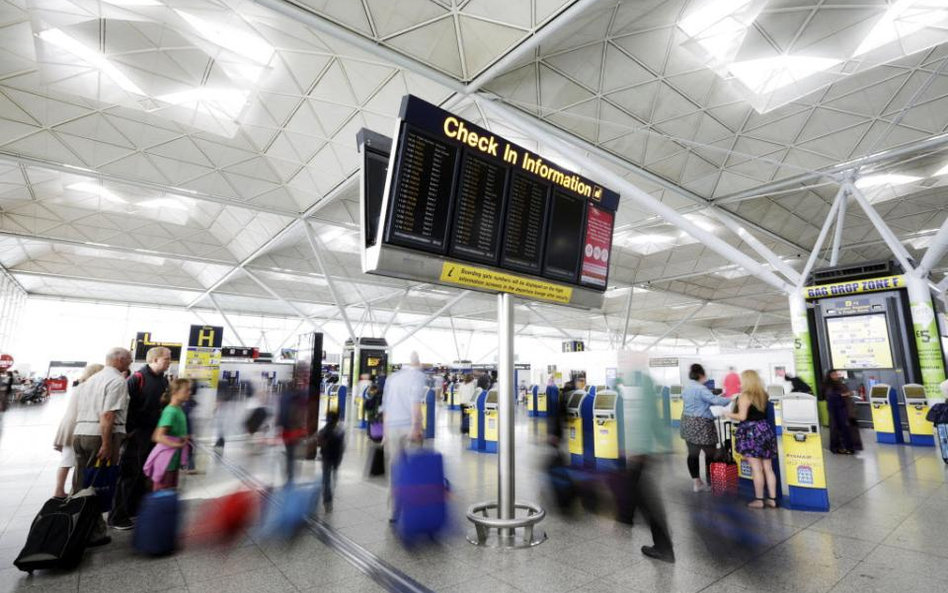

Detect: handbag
82,458,119,513
368,421,383,443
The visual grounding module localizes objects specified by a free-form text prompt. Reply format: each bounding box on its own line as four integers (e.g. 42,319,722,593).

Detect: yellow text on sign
439,262,572,304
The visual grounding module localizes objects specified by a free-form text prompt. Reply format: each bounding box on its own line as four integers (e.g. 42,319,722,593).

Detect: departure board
371,95,620,300
449,152,508,263
500,173,550,274
383,126,458,253
543,190,587,282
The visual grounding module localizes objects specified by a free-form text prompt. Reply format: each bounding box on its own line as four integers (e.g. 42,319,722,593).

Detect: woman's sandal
765,497,778,508
747,498,765,509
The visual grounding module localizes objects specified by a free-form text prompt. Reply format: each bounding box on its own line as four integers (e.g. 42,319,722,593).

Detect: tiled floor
1,393,946,593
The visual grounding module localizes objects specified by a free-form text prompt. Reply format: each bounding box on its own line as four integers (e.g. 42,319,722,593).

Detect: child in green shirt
151,378,191,491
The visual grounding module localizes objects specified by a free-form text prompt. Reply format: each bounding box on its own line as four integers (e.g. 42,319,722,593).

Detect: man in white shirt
381,351,426,521
72,347,131,545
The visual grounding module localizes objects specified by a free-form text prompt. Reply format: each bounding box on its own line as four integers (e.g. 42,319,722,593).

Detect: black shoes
641,545,675,563
110,520,134,531
88,536,112,547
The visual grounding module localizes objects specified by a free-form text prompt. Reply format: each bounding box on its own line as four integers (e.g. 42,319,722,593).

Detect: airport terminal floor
1,394,947,593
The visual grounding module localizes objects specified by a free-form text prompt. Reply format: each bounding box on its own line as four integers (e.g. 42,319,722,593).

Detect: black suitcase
14,490,99,573
367,445,385,477
244,407,268,435
460,405,470,434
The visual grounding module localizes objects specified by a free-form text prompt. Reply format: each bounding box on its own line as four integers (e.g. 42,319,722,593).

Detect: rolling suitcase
14,489,100,573
367,445,385,477
133,490,180,556
711,416,738,497
256,482,320,540
245,407,269,435
392,449,447,540
936,424,948,465
460,405,470,434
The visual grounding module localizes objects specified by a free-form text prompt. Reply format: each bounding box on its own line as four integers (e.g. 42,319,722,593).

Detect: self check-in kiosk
524,385,538,415
355,384,369,428
592,389,624,470
569,390,595,468
529,384,551,417
903,384,934,446
566,391,586,466
448,383,460,410
421,387,436,439
669,385,683,427
468,388,487,451
341,337,389,414
326,384,348,419
768,385,785,435
869,383,903,444
483,389,499,453
781,393,829,511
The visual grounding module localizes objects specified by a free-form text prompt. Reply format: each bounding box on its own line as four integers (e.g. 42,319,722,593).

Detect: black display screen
543,190,586,282
500,173,550,274
364,149,388,247
449,152,508,263
383,126,458,253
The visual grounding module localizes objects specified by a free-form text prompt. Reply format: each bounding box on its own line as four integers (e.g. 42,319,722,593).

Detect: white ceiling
1,0,947,352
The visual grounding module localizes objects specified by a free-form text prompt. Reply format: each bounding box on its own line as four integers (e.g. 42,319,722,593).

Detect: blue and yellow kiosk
326,384,348,419
869,383,903,444
592,389,624,470
447,383,460,410
768,385,784,435
483,389,499,453
355,385,369,428
669,385,683,427
568,390,595,468
781,393,829,511
903,384,934,446
468,388,487,451
420,387,436,439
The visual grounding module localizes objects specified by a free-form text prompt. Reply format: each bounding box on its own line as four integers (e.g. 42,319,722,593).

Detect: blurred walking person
145,379,191,492
316,411,345,512
381,351,426,522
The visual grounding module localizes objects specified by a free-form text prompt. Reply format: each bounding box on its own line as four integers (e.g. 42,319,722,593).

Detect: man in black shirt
109,347,171,530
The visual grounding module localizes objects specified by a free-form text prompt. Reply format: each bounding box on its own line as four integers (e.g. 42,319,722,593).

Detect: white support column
621,289,634,349
788,292,818,393
799,186,847,286
208,294,246,348
917,215,948,278
710,209,802,284
847,182,915,273
382,287,415,338
829,190,848,267
477,97,794,294
644,303,706,350
241,268,342,347
304,221,358,343
391,292,467,347
906,273,947,400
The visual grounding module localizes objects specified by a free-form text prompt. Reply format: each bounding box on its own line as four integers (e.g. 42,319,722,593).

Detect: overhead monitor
826,314,895,369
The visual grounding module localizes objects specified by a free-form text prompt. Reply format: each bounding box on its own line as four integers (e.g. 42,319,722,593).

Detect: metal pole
846,182,916,273
829,191,847,267
621,289,634,349
497,292,515,542
710,209,802,285
382,287,415,337
391,292,468,347
209,293,246,347
798,186,846,286
304,221,358,343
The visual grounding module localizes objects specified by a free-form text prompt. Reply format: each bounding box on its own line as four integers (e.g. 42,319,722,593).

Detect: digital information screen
579,204,614,288
501,173,549,274
449,152,508,263
377,95,620,294
543,190,587,282
826,314,895,369
384,127,458,253
363,149,388,247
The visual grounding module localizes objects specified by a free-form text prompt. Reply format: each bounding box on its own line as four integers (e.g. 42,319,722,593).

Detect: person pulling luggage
316,411,345,512
380,351,426,522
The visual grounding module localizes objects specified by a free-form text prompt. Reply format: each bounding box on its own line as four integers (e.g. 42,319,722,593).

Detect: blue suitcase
392,450,447,540
256,483,320,541
133,490,179,555
936,424,948,465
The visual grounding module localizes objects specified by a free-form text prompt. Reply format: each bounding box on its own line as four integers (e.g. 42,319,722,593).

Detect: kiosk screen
567,392,584,408
670,386,682,395
486,391,499,404
363,149,388,247
904,385,925,399
594,394,616,410
826,314,894,369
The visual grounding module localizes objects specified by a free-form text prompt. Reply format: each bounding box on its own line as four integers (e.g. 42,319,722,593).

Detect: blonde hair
146,346,171,363
161,378,192,406
77,363,104,384
740,370,768,412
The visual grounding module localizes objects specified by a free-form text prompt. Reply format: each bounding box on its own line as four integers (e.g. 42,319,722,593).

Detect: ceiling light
727,55,841,95
174,10,274,65
854,174,921,189
38,29,145,96
155,88,249,117
683,214,717,233
102,0,162,6
855,0,948,56
139,198,189,211
68,182,127,204
679,0,755,62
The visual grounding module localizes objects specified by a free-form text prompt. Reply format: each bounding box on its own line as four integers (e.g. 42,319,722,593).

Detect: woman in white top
52,363,103,498
458,374,477,403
